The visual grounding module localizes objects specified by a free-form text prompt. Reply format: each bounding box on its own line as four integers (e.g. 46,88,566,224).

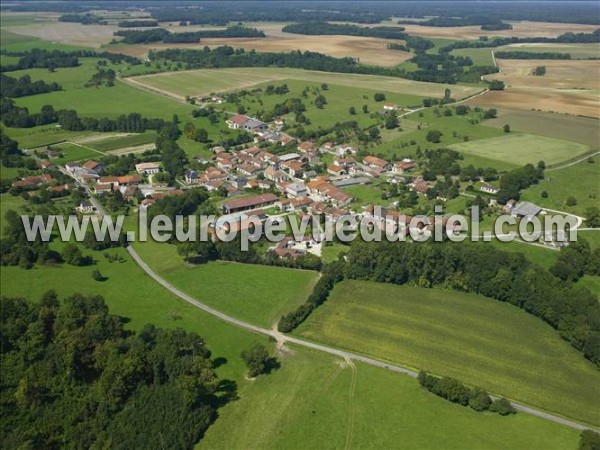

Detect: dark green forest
0,292,228,449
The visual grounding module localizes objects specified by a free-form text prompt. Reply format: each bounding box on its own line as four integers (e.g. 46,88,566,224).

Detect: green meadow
521,158,600,216
296,280,600,426
131,240,319,327
449,133,590,167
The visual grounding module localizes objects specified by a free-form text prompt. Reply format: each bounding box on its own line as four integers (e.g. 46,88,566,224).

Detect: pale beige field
468,88,600,119
473,59,600,118
401,21,600,40
490,59,600,90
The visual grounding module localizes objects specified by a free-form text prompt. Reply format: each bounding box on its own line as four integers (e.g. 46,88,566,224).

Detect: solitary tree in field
503,124,511,133
241,343,276,378
349,106,356,115
426,130,442,143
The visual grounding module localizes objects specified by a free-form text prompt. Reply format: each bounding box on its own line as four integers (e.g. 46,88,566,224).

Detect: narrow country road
546,151,600,171
125,244,596,432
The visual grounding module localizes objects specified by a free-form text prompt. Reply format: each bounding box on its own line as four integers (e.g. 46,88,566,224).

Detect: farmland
85,133,157,151
448,133,590,167
0,248,578,450
468,87,600,119
483,109,600,148
296,280,600,426
127,67,483,101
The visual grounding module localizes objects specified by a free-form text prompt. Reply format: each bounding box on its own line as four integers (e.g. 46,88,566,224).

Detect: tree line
113,26,265,44
495,51,572,60
418,371,516,415
149,46,496,85
0,74,61,98
440,29,600,53
1,292,225,449
282,22,407,40
118,19,159,27
0,48,141,73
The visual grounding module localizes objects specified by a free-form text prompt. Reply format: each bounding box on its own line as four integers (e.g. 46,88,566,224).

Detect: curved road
126,244,595,432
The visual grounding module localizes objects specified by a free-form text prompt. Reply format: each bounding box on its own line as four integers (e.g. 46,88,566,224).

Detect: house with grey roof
511,201,542,219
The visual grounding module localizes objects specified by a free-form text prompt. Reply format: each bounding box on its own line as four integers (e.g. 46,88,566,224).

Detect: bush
489,398,516,415
579,430,600,450
468,387,492,411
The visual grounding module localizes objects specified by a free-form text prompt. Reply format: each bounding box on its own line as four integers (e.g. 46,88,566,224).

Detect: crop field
2,124,94,149
400,21,600,40
521,158,600,216
130,240,318,327
86,133,157,151
483,109,600,148
296,280,600,426
474,59,600,118
468,87,600,119
495,42,600,59
449,133,590,167
492,59,600,91
129,67,483,101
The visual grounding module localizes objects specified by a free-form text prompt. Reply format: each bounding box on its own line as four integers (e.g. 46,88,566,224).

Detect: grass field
296,280,600,426
199,349,579,450
0,196,585,447
0,257,579,449
343,184,385,206
449,133,590,167
452,48,496,66
521,158,600,216
11,59,195,120
220,78,425,130
485,109,600,148
131,240,318,327
371,108,510,169
130,67,483,101
51,142,105,163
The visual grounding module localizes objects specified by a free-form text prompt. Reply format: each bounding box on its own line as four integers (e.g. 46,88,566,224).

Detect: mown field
449,133,590,167
296,280,600,426
521,158,600,216
130,67,483,100
372,108,510,170
484,109,600,148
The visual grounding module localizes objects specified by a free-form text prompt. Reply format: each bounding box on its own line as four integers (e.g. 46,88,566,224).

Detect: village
11,111,553,257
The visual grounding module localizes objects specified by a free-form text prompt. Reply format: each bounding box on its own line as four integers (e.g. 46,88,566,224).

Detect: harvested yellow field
467,88,600,119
